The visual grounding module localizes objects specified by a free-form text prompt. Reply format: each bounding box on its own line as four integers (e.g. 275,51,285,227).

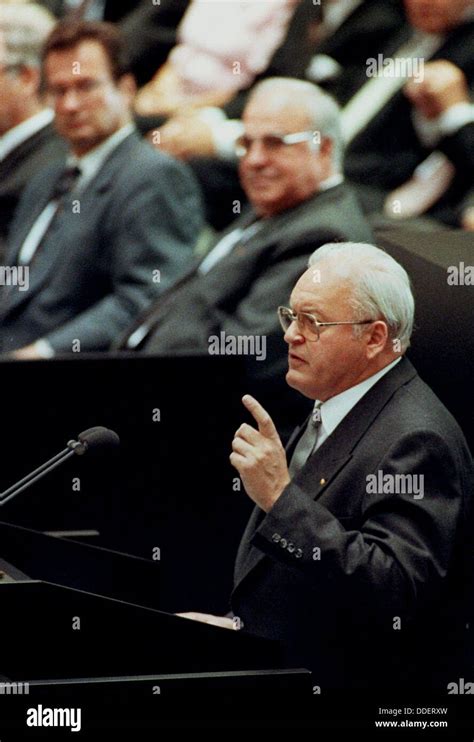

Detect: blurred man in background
116,78,372,435
0,20,203,358
0,3,65,258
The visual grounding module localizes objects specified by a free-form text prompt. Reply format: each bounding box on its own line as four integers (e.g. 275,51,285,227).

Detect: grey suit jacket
0,132,203,352
0,123,66,259
122,183,372,352
231,358,474,690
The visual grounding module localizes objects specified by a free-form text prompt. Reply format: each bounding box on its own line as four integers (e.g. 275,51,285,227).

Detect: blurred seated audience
148,0,474,231
37,0,190,86
134,0,299,117
0,3,66,259
0,20,203,359
114,78,373,434
402,60,474,229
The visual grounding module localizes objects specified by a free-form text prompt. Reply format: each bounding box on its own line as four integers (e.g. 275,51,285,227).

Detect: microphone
0,427,119,507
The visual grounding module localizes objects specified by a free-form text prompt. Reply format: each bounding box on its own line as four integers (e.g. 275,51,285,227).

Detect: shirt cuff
34,339,55,359
413,103,474,146
196,107,244,160
437,102,474,137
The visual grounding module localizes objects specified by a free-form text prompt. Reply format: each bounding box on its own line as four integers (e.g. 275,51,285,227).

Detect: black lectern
0,521,312,730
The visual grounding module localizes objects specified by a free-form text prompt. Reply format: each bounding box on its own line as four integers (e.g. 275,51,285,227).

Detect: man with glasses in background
116,76,372,433
182,242,474,695
0,19,202,358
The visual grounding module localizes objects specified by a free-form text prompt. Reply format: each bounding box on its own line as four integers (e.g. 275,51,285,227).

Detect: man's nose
59,88,81,111
284,320,304,345
244,139,269,166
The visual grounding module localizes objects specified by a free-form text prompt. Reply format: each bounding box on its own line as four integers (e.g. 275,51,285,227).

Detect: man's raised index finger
242,395,278,438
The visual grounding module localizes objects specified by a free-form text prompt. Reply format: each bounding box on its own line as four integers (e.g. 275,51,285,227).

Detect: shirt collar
67,122,135,188
318,174,344,191
316,357,402,439
0,109,54,162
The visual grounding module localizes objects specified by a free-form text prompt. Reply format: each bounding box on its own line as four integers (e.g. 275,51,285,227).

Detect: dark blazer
0,122,66,260
0,131,203,353
345,21,474,194
116,182,372,437
120,183,372,351
231,358,474,690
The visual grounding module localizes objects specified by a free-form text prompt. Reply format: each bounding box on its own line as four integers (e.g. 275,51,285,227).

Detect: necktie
52,165,82,200
17,165,81,266
288,403,322,477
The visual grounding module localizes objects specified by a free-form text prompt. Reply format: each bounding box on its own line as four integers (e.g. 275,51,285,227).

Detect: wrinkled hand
461,206,474,231
147,115,216,160
176,612,236,630
10,343,44,360
405,60,469,118
230,395,290,512
134,63,185,117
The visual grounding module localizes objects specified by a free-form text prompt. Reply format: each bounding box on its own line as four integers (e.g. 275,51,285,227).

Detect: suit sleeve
251,429,467,622
439,121,474,173
44,156,204,352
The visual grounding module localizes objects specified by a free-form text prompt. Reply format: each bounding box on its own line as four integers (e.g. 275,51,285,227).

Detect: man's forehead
243,100,310,132
290,266,352,304
45,40,108,75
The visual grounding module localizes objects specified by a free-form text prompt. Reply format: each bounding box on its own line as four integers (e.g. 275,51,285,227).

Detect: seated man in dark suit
0,20,203,359
0,3,66,258
116,77,373,433
157,0,474,229
404,59,474,228
180,242,474,692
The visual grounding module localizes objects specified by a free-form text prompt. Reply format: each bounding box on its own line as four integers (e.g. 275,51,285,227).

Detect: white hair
0,3,55,68
308,242,415,351
248,77,344,171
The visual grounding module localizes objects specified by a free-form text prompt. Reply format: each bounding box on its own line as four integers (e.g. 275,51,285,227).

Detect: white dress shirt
314,357,402,450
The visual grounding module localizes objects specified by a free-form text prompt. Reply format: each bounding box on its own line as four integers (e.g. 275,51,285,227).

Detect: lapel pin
320,478,326,485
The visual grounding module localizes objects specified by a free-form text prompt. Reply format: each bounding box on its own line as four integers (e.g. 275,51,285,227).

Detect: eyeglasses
278,306,374,341
46,77,109,101
235,130,317,158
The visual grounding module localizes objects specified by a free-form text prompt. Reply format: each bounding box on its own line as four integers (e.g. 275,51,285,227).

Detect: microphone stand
0,439,86,507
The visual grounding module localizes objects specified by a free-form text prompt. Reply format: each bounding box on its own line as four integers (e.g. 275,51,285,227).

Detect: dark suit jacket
345,21,474,195
121,183,372,350
117,182,372,436
231,358,474,690
0,131,203,353
0,122,66,260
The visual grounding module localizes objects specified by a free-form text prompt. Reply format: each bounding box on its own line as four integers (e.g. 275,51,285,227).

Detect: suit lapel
3,133,140,316
232,358,418,593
